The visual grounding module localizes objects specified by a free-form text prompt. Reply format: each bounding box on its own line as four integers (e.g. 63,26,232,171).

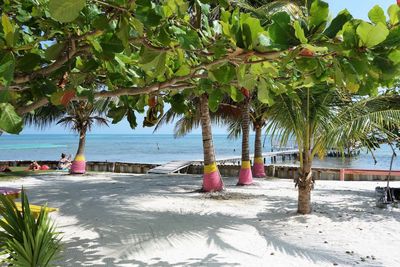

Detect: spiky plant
0,189,61,266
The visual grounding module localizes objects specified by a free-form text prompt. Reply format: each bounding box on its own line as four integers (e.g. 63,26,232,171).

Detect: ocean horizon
1,134,399,170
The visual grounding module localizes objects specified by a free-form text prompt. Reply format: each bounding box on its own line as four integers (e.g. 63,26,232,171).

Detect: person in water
58,153,72,170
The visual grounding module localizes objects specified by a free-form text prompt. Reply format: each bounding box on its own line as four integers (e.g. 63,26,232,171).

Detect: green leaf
116,17,130,48
131,18,144,36
388,4,400,25
342,21,358,48
107,106,127,124
17,53,41,72
45,43,65,61
136,0,162,27
48,0,86,23
209,63,236,84
210,39,227,58
171,26,201,50
388,50,400,65
293,21,307,44
127,109,137,129
295,58,318,72
356,22,389,48
222,85,243,102
382,26,400,47
242,15,265,49
1,14,14,47
50,91,64,106
170,94,186,114
140,49,167,76
208,89,224,112
368,5,386,25
0,90,10,103
0,53,15,86
268,12,296,47
309,0,329,29
323,9,353,38
0,103,23,134
175,64,190,76
101,35,124,54
257,79,274,106
270,82,287,95
197,78,212,95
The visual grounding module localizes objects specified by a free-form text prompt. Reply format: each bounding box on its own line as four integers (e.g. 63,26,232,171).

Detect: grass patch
0,167,48,180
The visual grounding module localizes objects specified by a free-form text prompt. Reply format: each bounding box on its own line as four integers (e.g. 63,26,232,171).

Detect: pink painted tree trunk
252,125,266,177
200,94,223,191
237,99,253,185
70,131,86,174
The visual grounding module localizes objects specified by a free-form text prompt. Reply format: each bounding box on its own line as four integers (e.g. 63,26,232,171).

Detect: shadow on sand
13,173,396,266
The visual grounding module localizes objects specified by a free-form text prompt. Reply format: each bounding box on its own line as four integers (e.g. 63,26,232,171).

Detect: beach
1,172,399,266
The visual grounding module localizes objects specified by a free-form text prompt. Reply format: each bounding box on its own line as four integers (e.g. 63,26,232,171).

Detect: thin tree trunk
199,94,223,191
297,149,313,214
252,122,266,178
254,125,262,158
298,88,313,214
241,100,250,162
71,130,87,174
200,94,216,165
238,99,253,185
76,131,86,156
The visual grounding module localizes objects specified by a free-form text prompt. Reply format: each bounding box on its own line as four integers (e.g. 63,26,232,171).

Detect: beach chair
14,202,58,219
0,187,58,218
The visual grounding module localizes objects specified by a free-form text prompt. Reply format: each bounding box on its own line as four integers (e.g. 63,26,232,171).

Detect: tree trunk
199,94,223,191
297,150,313,214
252,124,266,177
238,99,253,185
254,126,262,159
70,130,87,174
241,101,250,162
76,131,86,156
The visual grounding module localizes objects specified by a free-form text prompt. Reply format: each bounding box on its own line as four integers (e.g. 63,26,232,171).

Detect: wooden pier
214,149,299,165
147,149,299,174
147,160,193,174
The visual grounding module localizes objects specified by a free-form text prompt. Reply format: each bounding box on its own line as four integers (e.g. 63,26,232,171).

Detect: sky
22,0,394,135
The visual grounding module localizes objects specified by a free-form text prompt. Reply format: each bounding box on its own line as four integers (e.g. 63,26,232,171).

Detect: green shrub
0,189,61,266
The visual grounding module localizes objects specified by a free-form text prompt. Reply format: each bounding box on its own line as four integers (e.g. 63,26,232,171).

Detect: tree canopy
1,0,400,134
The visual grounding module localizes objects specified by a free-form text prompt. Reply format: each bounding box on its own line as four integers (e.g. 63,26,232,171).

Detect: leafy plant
0,189,61,266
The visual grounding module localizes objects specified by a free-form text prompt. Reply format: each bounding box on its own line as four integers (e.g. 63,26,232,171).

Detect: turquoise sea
0,134,399,170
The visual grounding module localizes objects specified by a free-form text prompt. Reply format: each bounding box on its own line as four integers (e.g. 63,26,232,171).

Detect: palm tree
57,100,109,174
225,98,269,178
267,86,400,214
237,96,254,185
155,95,235,191
199,94,224,191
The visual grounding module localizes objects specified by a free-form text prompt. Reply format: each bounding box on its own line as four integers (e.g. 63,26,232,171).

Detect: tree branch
13,45,89,84
15,49,283,115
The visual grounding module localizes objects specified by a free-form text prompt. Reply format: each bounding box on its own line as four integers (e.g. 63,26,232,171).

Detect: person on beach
58,153,72,170
28,161,41,171
0,165,12,172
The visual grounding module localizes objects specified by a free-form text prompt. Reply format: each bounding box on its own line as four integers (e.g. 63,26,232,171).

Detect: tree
237,91,254,185
57,100,109,174
223,96,269,178
267,86,400,213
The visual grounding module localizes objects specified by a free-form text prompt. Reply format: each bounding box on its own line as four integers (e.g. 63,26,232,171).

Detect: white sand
1,172,400,267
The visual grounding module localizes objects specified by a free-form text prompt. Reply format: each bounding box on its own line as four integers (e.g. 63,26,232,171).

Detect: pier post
339,169,345,181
